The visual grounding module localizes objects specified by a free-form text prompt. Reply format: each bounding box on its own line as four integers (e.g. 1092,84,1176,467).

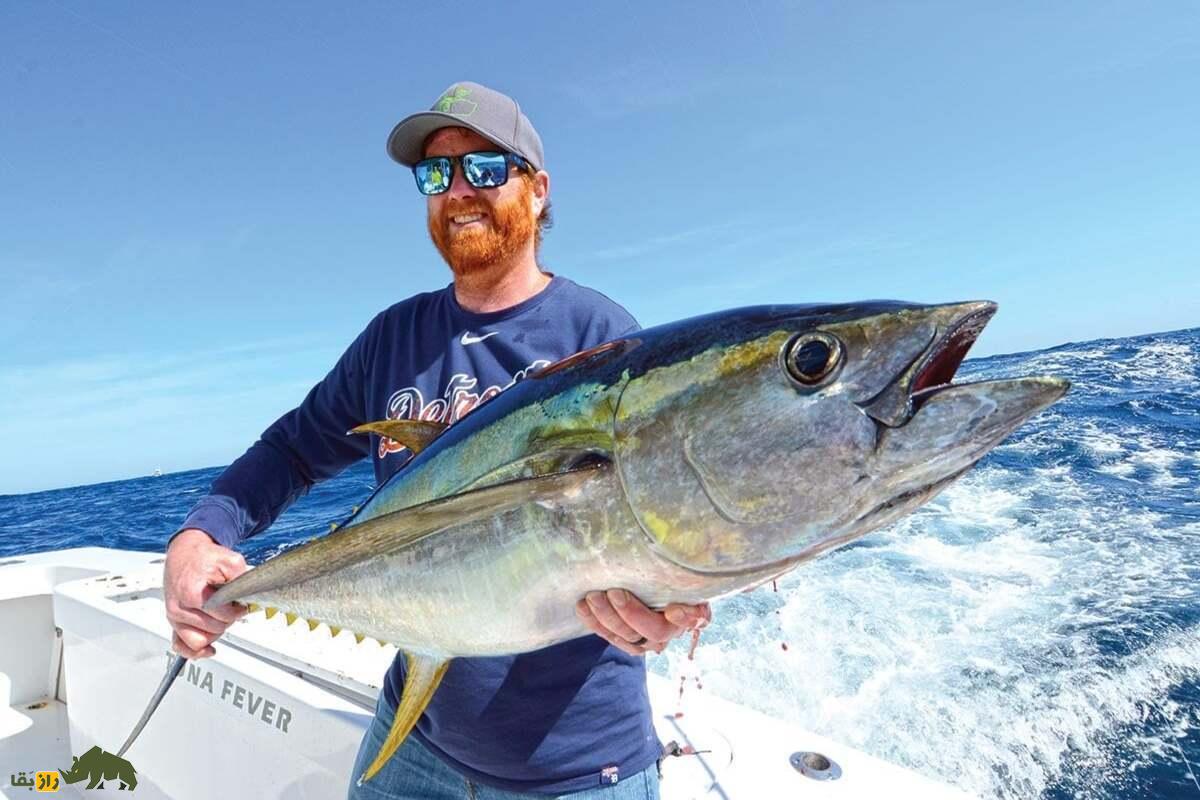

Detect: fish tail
116,653,187,757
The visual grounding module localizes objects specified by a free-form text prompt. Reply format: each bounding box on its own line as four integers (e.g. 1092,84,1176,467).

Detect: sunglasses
412,151,532,196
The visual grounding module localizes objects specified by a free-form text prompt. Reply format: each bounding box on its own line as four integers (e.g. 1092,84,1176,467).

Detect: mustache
439,198,491,219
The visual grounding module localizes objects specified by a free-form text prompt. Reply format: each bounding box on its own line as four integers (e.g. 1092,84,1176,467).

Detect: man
163,82,711,799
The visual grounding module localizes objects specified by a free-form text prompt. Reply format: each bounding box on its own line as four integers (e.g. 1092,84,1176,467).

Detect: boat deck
1,548,972,798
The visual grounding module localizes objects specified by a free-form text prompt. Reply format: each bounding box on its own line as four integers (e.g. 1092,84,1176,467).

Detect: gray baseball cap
386,81,545,171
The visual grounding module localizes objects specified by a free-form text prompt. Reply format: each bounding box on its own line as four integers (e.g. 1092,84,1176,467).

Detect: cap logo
434,86,477,117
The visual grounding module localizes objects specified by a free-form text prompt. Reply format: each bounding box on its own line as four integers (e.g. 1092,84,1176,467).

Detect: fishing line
1109,612,1200,794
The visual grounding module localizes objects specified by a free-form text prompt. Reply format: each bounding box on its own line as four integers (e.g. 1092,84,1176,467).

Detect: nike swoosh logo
460,331,499,346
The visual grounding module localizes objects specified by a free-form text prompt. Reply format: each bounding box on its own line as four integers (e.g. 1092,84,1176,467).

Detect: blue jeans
346,693,661,799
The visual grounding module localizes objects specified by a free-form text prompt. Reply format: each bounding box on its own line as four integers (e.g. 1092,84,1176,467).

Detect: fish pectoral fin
204,463,607,610
347,420,449,454
357,653,450,785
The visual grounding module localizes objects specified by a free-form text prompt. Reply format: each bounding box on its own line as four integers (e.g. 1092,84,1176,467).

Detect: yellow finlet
284,612,299,626
329,626,342,637
306,618,320,631
264,606,279,620
245,602,261,613
354,633,366,644
357,653,450,785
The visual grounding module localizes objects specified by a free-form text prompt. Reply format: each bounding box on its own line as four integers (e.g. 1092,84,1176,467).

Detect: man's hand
163,529,249,659
575,589,711,656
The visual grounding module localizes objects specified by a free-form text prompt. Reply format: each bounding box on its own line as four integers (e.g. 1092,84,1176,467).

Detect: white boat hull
0,548,972,798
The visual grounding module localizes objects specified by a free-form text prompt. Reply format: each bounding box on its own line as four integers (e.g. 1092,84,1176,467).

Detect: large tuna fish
119,300,1068,784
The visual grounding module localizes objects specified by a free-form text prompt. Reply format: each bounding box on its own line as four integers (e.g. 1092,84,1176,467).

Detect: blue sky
1,2,1197,494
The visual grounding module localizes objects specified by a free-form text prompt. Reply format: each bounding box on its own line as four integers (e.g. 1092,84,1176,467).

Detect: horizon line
2,321,1195,499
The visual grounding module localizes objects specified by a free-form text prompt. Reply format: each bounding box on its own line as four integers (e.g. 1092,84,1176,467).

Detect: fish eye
783,331,843,388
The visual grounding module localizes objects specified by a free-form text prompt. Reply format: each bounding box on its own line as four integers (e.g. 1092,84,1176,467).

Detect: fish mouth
854,300,1069,528
862,301,997,427
853,465,972,531
909,303,995,414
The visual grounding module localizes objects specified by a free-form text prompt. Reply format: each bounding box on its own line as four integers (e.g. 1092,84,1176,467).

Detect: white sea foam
1081,426,1127,458
1013,344,1122,376
967,335,1197,409
656,454,1200,799
1096,460,1136,477
1128,341,1198,385
1091,434,1189,488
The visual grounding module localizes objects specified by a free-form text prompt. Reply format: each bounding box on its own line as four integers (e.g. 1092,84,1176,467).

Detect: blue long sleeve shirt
178,275,661,793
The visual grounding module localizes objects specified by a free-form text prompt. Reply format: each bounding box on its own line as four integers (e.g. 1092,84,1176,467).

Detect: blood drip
675,629,705,718
781,642,789,651
687,628,702,660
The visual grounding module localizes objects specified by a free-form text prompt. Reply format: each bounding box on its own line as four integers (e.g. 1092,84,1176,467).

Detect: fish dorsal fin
347,419,449,454
203,463,606,610
357,652,450,785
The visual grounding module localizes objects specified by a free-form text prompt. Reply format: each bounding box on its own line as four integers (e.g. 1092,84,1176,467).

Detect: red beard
428,180,537,276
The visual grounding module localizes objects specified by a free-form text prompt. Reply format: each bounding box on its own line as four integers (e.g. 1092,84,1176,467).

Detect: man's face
424,127,547,275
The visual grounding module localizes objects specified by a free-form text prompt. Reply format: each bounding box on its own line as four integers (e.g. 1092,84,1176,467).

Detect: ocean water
2,327,1198,799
